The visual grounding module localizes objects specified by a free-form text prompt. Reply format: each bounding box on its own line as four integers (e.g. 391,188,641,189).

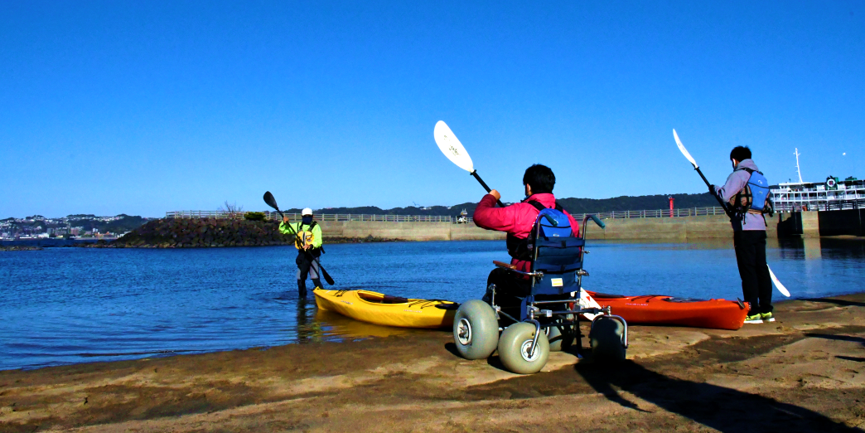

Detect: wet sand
1,294,864,432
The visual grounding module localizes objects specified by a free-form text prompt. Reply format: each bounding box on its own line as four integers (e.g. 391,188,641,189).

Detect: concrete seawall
315,213,803,242
317,221,506,242
314,211,859,242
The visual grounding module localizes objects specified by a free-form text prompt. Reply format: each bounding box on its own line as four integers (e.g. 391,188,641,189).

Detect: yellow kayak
313,289,459,329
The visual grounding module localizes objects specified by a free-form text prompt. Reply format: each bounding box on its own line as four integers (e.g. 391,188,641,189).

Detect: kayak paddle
672,129,790,297
673,129,734,219
767,266,791,297
263,191,335,286
434,120,504,207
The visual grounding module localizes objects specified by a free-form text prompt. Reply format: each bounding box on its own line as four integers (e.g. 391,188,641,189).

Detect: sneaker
761,312,775,322
744,313,763,324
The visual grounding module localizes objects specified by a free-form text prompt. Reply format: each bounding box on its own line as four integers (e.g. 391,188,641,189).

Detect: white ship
771,148,864,212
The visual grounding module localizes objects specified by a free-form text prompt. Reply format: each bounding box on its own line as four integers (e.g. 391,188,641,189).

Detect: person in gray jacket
711,146,774,324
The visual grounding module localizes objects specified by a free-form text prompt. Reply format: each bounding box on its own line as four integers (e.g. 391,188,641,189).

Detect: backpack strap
526,200,564,212
527,200,546,212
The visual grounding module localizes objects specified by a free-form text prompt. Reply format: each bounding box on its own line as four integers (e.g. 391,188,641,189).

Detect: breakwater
107,211,840,248
307,211,825,242
111,218,396,248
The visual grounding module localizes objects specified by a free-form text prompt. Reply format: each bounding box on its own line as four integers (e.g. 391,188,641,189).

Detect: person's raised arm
473,191,517,233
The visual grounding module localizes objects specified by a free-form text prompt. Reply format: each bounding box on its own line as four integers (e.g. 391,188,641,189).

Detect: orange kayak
586,291,749,330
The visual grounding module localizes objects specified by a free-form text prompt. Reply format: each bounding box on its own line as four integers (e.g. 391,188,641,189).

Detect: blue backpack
506,201,574,260
533,207,574,239
734,168,773,215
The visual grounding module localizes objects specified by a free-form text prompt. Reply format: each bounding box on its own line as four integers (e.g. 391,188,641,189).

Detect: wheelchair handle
590,214,605,229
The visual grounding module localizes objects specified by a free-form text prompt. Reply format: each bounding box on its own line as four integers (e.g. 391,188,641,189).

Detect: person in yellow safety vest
279,207,323,297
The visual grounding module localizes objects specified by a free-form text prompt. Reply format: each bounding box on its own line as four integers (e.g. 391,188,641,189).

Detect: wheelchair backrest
529,208,585,296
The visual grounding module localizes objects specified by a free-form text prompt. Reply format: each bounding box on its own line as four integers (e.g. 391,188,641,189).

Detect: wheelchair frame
453,213,629,374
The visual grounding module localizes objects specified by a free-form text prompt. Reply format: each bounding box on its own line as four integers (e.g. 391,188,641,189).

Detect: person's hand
282,216,289,223
489,189,501,201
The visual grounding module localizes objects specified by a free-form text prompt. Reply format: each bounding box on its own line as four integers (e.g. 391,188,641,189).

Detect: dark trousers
296,253,322,296
733,230,773,315
484,268,572,323
484,268,530,313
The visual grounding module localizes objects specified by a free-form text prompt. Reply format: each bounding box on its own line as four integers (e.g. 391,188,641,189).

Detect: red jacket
473,192,580,272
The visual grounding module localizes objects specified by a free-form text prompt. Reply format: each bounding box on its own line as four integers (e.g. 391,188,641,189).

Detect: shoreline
3,234,862,250
2,293,863,432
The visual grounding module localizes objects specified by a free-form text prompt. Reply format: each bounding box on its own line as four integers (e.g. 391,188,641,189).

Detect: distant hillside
313,193,720,217
4,214,152,235
557,193,720,214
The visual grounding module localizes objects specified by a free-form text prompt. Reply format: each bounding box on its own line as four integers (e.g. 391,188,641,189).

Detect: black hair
523,164,555,194
730,146,752,161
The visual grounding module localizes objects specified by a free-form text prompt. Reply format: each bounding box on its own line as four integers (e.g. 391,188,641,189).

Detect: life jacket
294,220,322,256
506,200,574,261
730,168,774,216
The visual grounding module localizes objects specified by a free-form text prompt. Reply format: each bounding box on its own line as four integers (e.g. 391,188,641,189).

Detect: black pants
484,268,530,306
733,230,773,315
296,253,322,296
484,268,572,321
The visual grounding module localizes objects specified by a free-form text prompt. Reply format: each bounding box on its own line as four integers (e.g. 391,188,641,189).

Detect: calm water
2,238,864,371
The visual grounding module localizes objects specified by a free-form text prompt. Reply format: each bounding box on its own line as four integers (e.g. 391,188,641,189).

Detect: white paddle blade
673,129,699,169
434,121,474,173
767,265,791,297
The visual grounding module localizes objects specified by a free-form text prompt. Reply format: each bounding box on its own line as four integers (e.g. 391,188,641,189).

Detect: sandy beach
1,294,864,433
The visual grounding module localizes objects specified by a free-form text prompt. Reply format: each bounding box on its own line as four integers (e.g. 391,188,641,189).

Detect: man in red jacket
473,164,580,308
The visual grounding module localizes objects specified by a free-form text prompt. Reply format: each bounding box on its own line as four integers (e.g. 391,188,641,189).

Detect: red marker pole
668,196,674,218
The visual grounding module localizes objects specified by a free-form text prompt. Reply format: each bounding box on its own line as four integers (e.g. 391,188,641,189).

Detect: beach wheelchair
453,213,628,374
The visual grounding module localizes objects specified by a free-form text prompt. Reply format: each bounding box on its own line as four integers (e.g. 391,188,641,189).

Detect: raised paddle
434,120,505,207
672,129,790,297
263,191,334,286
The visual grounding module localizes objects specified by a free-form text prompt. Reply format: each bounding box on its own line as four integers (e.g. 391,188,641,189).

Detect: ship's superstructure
770,148,863,212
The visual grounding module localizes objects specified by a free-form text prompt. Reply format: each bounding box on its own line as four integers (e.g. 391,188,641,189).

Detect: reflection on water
292,299,422,343
313,308,421,340
803,238,822,260
771,237,865,301
1,238,864,371
777,237,865,261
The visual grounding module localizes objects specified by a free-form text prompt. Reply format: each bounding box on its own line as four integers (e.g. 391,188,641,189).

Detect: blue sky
2,1,863,218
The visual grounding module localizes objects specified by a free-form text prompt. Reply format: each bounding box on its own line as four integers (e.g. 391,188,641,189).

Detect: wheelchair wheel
589,316,626,362
498,322,550,374
453,300,498,360
546,320,576,352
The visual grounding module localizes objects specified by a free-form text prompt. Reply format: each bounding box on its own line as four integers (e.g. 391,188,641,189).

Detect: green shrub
244,211,267,221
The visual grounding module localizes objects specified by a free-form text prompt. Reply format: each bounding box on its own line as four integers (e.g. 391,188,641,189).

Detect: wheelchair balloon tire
498,322,550,374
590,317,626,362
452,300,498,360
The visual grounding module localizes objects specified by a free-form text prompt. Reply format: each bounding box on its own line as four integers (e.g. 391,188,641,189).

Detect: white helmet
301,208,313,216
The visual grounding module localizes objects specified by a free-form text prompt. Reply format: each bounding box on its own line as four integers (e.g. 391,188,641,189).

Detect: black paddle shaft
470,171,505,207
692,167,734,219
